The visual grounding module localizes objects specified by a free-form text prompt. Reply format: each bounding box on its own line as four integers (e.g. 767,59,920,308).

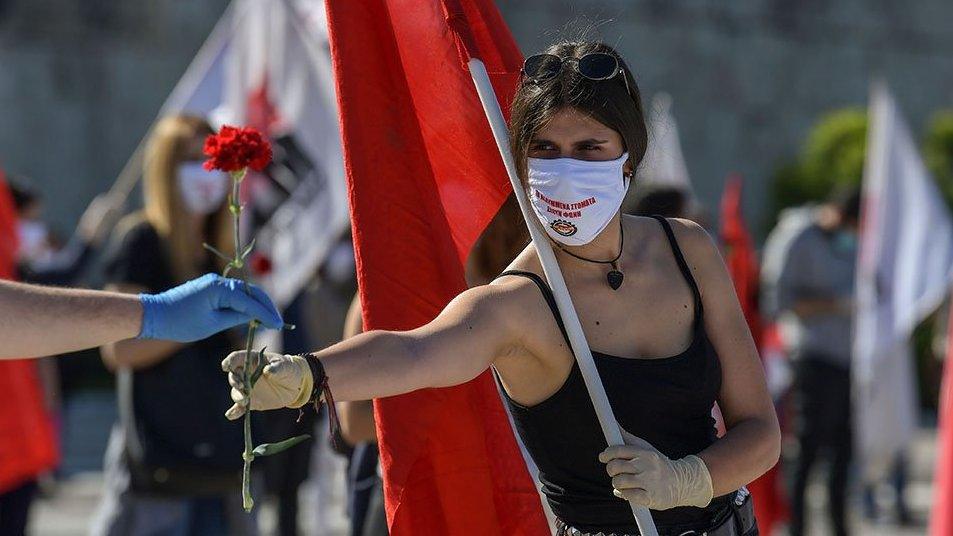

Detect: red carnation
202,125,273,173
250,252,273,276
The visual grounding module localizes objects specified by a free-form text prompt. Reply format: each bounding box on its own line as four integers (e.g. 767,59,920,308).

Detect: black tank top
498,216,728,534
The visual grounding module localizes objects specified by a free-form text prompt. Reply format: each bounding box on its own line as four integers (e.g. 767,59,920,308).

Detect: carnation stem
227,169,257,512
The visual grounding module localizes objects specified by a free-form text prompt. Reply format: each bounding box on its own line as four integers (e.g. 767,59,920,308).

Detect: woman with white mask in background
223,41,778,536
93,115,259,536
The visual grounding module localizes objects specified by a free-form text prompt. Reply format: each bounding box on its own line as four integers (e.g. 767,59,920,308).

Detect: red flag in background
0,172,59,493
720,174,761,345
326,1,548,534
719,175,787,534
931,298,953,536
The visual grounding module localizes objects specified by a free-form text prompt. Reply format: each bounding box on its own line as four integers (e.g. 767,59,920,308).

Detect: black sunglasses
521,52,633,98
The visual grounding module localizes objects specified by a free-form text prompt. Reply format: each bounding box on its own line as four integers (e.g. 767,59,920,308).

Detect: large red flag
326,1,549,534
931,297,953,536
720,175,787,533
0,171,59,492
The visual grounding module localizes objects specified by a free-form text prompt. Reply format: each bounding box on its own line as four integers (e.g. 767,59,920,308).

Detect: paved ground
29,427,937,535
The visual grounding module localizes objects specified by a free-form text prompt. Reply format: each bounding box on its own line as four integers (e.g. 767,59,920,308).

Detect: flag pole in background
451,5,659,535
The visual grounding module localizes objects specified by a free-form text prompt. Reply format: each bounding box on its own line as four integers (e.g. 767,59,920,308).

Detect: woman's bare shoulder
663,217,721,263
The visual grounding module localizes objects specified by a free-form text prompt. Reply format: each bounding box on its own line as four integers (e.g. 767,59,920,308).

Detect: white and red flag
637,93,693,194
326,0,550,533
158,0,349,308
854,82,953,482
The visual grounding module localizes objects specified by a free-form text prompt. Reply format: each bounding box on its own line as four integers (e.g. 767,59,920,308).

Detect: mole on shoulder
595,321,600,326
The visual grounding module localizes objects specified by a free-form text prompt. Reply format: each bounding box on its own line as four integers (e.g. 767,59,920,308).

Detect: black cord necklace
556,222,625,290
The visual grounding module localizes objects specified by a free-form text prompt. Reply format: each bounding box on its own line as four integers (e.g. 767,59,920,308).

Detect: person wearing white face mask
177,161,230,216
221,42,777,536
91,115,260,536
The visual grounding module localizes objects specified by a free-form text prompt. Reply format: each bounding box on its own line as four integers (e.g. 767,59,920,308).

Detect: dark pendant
607,270,624,290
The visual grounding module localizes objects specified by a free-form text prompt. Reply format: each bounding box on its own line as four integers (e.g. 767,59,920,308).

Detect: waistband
554,487,756,536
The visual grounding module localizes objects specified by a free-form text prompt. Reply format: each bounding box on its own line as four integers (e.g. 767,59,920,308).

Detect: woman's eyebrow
573,138,609,145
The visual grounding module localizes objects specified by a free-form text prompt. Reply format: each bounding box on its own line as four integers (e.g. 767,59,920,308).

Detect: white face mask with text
526,152,629,246
177,162,229,216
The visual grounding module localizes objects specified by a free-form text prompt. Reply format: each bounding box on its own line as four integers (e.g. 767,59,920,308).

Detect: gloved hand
599,429,713,510
138,273,283,342
221,350,313,420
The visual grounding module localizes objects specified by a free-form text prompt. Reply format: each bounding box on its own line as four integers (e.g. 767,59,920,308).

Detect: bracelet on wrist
298,352,341,446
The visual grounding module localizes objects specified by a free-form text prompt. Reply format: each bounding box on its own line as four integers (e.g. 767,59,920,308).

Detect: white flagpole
467,58,660,536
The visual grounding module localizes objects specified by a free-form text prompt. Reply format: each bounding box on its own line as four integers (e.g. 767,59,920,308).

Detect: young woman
93,115,258,536
224,41,779,536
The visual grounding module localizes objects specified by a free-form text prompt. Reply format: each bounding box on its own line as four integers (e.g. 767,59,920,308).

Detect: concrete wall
0,1,227,232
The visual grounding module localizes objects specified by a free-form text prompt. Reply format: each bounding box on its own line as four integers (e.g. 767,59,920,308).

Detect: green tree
767,108,867,229
924,110,953,208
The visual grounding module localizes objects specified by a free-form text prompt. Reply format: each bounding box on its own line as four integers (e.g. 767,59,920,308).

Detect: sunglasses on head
521,52,633,99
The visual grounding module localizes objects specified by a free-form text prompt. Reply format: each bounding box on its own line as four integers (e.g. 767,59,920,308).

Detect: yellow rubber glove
599,428,714,510
222,350,313,420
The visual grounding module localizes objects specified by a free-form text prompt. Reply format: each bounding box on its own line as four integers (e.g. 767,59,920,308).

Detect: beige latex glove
222,350,313,420
598,429,714,510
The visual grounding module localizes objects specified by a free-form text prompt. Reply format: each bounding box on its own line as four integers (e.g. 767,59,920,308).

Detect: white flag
637,93,693,193
854,82,953,481
159,0,348,309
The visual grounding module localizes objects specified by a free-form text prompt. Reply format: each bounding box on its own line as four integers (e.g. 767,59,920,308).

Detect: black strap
649,215,704,321
498,270,572,347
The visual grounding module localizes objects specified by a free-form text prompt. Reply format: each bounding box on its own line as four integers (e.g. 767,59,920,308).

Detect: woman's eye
530,144,555,152
580,144,601,151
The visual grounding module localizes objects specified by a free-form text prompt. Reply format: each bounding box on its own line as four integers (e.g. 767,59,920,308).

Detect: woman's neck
556,213,623,261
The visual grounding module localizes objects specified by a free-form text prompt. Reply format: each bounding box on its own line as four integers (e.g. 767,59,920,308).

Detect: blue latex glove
138,273,283,342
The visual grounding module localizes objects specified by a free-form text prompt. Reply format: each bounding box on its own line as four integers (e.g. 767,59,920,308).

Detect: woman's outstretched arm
222,283,519,419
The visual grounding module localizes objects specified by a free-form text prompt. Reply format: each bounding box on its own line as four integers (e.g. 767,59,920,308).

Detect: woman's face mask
527,152,630,246
177,162,229,215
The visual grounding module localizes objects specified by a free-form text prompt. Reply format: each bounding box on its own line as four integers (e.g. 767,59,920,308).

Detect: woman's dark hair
827,183,862,224
509,41,648,183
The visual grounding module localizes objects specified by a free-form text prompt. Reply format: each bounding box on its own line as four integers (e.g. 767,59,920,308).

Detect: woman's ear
623,159,635,179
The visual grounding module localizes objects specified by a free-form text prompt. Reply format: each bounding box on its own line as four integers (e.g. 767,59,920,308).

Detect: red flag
931,297,953,536
720,175,787,533
720,174,761,344
0,171,59,492
326,1,548,534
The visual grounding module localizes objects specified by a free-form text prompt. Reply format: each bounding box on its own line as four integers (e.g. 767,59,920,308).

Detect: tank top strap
649,215,704,321
498,270,571,346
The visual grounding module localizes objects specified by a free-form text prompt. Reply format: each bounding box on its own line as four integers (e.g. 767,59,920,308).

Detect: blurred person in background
623,183,689,219
8,175,118,286
90,115,257,536
761,184,861,536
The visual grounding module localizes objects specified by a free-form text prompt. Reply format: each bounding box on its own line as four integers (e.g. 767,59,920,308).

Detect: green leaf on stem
251,434,311,457
240,238,257,261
